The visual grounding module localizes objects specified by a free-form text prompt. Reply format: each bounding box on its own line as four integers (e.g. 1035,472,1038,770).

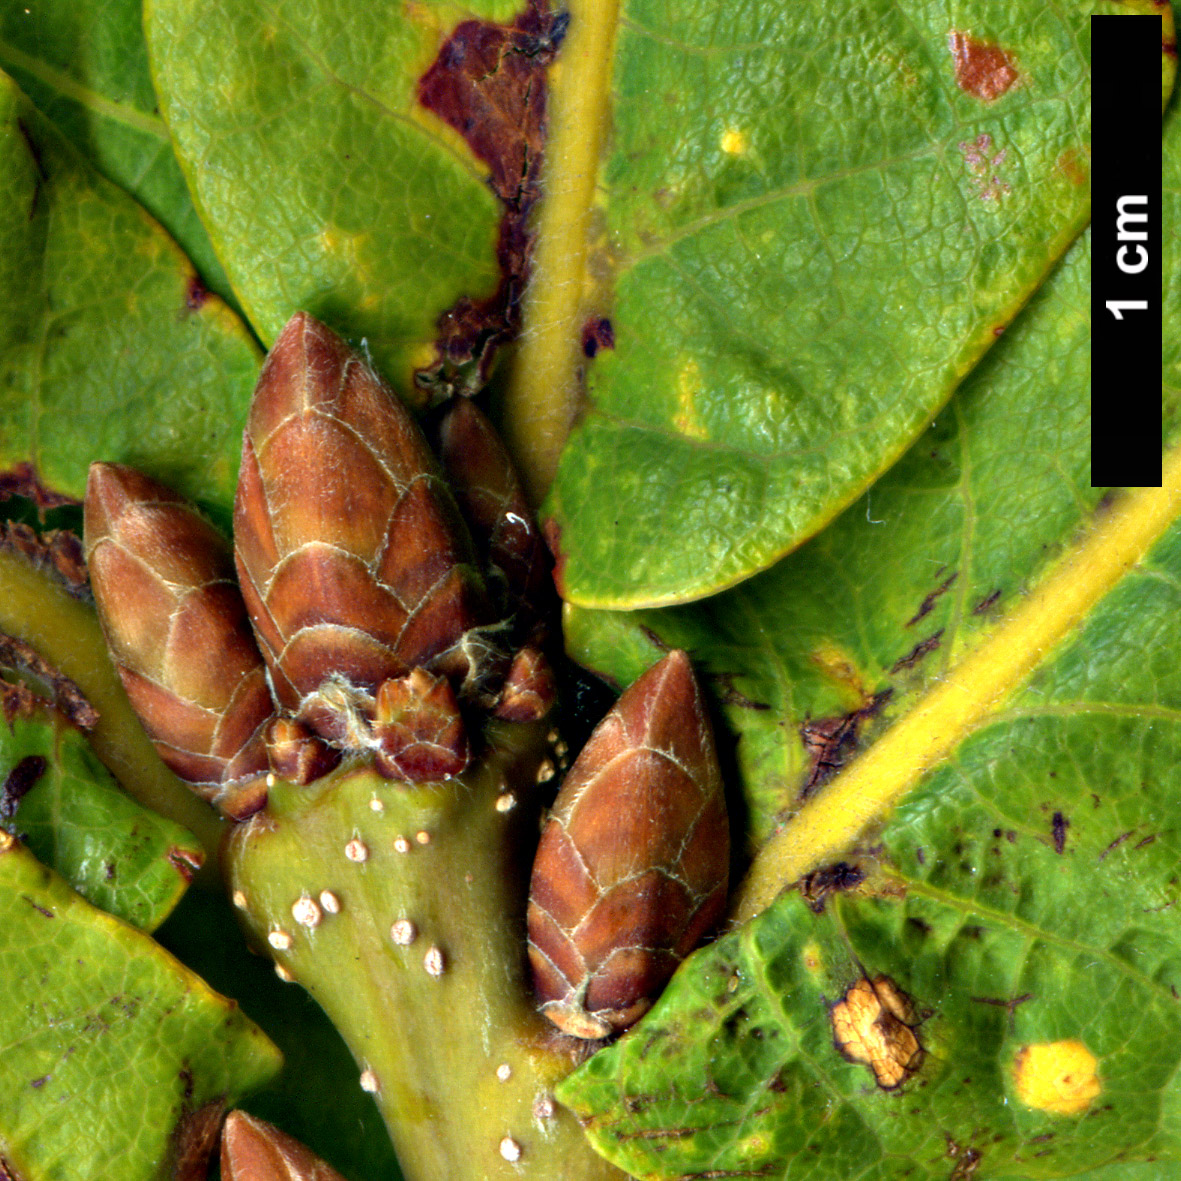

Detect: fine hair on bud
84,463,274,818
527,649,729,1038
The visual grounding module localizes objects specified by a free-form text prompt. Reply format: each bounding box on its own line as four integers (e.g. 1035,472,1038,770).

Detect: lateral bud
527,650,729,1038
84,463,274,819
372,669,468,781
436,398,555,639
266,717,342,786
221,1110,348,1181
493,645,556,722
234,313,496,750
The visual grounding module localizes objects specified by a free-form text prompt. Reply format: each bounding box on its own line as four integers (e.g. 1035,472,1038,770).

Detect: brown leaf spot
581,317,615,358
799,690,891,800
1,755,47,820
0,633,98,730
972,589,1001,615
166,846,204,882
415,5,567,394
950,1147,983,1180
906,571,957,627
1,523,90,601
830,975,924,1089
1052,811,1069,854
1056,147,1089,187
0,462,79,511
541,517,567,596
799,862,865,912
184,274,209,312
949,31,1019,101
0,1154,27,1181
890,629,943,674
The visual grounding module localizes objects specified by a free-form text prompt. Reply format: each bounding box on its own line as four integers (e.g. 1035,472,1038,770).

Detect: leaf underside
0,837,281,1181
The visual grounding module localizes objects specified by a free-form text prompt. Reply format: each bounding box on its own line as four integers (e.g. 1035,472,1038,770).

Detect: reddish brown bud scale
436,399,554,634
493,645,555,722
221,1110,348,1181
527,650,729,1038
233,313,493,746
372,668,468,780
266,717,342,785
84,463,274,819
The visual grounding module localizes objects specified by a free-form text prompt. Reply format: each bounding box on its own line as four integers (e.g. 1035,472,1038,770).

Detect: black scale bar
1091,14,1164,488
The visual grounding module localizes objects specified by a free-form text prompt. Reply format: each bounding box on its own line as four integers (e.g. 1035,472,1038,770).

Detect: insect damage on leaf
830,974,924,1089
948,31,1020,101
415,4,567,395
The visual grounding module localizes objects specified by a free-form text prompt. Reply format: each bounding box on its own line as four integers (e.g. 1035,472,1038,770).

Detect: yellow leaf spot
409,341,437,372
720,127,749,156
673,360,707,439
801,940,823,974
808,642,868,699
1012,1040,1101,1115
831,975,923,1089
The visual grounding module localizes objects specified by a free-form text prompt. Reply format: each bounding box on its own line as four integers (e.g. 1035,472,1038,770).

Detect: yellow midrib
501,0,620,505
732,446,1181,922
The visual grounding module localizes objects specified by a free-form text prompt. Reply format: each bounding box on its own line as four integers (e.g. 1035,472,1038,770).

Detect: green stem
226,722,626,1180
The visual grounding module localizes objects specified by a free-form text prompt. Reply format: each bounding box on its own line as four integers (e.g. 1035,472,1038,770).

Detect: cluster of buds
84,313,556,818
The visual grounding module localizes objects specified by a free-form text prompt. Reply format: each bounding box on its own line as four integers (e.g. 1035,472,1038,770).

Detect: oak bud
436,398,554,633
233,313,493,744
527,650,729,1038
84,463,273,819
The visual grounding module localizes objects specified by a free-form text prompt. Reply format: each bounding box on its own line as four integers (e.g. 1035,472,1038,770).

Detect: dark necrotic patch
1,756,47,819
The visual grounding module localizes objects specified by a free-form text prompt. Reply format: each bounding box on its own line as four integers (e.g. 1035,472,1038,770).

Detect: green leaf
0,833,281,1181
144,0,518,389
535,0,1171,607
0,68,261,518
554,104,1181,1181
565,227,1100,850
0,692,202,931
0,0,236,306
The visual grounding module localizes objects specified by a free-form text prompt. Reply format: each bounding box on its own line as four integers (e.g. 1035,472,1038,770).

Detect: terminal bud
234,313,494,747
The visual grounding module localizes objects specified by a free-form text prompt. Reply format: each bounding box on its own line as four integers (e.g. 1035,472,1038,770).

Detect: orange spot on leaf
949,31,1019,101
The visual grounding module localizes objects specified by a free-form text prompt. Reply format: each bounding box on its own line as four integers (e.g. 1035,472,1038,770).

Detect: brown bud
221,1110,348,1181
266,717,342,785
436,399,554,634
234,314,494,743
372,668,468,781
493,645,555,722
527,650,728,1038
84,463,273,819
